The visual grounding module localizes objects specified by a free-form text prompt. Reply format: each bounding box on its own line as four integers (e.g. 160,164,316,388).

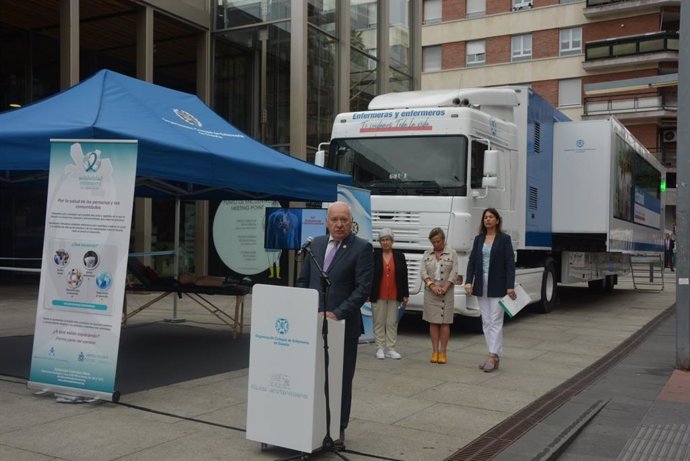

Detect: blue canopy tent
0,69,349,295
0,69,349,201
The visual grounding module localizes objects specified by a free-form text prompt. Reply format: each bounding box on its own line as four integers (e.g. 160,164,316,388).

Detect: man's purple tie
323,240,340,271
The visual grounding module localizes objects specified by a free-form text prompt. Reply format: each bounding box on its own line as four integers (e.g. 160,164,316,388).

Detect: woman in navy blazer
465,208,516,372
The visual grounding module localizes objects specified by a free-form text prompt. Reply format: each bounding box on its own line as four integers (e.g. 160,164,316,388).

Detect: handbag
397,303,406,323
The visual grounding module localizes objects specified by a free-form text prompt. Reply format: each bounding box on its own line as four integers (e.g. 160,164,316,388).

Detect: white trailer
317,87,665,319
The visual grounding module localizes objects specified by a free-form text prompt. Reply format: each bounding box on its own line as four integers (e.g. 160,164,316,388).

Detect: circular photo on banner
67,269,83,288
54,249,70,267
95,272,112,290
83,250,99,270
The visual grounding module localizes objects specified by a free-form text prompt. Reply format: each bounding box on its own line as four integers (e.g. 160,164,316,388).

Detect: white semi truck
316,87,665,318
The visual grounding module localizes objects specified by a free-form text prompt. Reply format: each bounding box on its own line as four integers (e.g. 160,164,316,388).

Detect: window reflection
351,48,378,112
308,0,337,33
214,23,292,148
307,27,337,161
389,0,410,69
216,0,291,29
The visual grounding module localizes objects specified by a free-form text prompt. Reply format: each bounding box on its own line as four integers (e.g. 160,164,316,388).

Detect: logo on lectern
275,317,289,335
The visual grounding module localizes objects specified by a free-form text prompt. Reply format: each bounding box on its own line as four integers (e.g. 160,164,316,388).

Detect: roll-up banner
29,140,138,401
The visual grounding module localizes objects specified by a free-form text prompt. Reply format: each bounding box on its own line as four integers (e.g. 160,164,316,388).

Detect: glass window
350,48,378,112
307,27,337,157
558,78,581,107
467,40,485,66
423,45,442,72
560,28,582,56
352,0,377,52
390,0,410,70
329,136,469,197
467,0,486,17
511,34,532,61
423,0,442,24
389,67,413,92
471,141,488,189
308,0,336,34
214,23,292,148
215,0,291,29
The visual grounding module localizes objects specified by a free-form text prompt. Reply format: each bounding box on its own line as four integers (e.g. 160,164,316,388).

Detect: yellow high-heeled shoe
430,352,439,363
438,352,447,364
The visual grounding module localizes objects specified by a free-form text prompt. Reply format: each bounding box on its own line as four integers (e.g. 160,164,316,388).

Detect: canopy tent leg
166,198,185,323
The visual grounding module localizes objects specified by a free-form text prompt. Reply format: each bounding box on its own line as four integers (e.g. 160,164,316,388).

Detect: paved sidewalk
0,279,683,460
496,310,690,461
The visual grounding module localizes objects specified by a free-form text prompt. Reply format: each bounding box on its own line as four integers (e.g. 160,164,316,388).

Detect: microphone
297,236,314,256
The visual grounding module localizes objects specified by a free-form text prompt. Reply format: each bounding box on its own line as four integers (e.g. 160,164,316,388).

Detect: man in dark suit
296,201,373,449
664,232,675,271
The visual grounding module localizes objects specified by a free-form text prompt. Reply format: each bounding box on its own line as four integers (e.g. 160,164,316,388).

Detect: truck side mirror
477,149,499,194
482,149,499,188
482,176,498,188
314,142,329,167
315,150,325,167
483,149,498,177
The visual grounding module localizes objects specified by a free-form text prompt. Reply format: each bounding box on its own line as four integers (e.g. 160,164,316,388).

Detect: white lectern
246,284,344,453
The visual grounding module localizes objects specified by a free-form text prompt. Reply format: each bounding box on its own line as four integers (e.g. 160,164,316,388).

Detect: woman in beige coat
420,227,458,364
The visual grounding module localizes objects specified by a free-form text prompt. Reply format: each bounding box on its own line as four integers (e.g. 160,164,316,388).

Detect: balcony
584,32,679,71
584,93,677,122
584,0,680,19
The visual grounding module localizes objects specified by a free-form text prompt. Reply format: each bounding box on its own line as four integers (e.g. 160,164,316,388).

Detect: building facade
0,0,422,278
421,0,679,229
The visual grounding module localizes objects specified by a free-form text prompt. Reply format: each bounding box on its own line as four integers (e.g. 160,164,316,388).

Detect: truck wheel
463,315,484,334
588,279,605,291
539,259,557,313
604,275,616,291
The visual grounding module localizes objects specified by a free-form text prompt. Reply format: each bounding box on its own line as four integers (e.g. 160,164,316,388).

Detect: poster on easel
28,139,137,401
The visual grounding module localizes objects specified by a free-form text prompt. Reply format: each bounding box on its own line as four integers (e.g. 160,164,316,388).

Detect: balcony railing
586,0,680,7
584,93,677,117
585,31,679,62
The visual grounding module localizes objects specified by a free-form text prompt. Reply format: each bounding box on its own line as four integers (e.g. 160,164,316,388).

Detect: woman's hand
464,283,472,295
402,297,409,307
434,285,444,296
507,288,516,300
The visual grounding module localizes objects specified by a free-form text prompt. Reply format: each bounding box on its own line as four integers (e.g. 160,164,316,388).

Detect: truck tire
604,275,616,291
539,259,557,313
588,279,605,291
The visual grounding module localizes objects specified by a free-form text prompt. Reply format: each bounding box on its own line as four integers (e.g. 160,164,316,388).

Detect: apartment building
421,0,680,228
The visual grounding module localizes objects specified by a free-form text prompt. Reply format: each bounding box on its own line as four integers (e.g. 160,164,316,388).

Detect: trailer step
629,255,665,291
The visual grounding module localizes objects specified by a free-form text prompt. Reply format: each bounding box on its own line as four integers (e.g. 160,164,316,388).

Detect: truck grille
406,258,422,293
373,210,422,246
373,210,421,224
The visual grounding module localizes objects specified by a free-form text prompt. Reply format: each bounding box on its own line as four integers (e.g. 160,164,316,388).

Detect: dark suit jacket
369,249,409,303
465,232,516,298
297,233,373,339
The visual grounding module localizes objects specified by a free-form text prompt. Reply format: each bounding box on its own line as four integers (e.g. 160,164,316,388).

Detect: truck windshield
328,136,468,196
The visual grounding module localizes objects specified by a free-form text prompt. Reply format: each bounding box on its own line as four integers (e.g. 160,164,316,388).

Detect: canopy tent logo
173,108,203,127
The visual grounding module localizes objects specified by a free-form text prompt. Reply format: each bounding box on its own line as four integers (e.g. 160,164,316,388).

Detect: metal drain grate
617,424,690,461
445,306,674,461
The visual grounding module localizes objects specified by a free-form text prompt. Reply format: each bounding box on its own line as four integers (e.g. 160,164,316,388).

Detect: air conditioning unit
512,1,532,10
662,129,677,143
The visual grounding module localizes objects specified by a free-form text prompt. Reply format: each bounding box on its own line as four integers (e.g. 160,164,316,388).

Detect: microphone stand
279,245,349,461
